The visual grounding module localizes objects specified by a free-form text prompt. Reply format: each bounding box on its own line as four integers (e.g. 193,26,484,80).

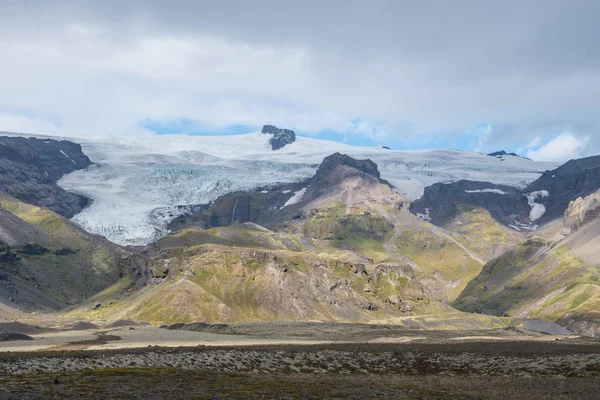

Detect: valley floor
0,323,599,399
2,369,599,399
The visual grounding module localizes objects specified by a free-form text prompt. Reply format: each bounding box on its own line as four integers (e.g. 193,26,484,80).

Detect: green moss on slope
394,228,482,300
454,238,600,328
0,196,125,307
450,204,524,260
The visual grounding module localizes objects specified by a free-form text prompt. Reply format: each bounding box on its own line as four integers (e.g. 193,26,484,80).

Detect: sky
0,1,599,161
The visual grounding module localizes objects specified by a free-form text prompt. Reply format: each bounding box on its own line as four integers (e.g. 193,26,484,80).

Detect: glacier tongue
52,132,558,246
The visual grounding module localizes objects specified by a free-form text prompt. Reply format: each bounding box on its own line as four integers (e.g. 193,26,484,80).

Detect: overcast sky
0,1,599,161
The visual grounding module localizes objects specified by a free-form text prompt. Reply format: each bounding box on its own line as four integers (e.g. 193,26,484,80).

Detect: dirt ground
0,340,599,399
0,322,599,398
2,369,600,400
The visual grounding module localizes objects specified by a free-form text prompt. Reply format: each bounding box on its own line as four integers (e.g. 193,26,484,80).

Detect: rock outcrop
563,188,600,234
412,154,600,230
487,150,528,159
523,154,600,224
261,125,296,150
168,153,388,232
0,136,92,218
314,152,383,182
409,180,529,226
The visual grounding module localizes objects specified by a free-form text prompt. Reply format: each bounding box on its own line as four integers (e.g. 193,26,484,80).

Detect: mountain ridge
0,136,91,218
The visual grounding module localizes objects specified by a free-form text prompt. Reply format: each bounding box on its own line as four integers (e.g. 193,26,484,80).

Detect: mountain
1,129,599,338
3,130,550,246
522,155,600,224
0,191,126,311
410,154,600,235
0,136,91,218
0,136,130,311
410,180,530,227
261,125,296,150
454,187,600,336
66,152,524,324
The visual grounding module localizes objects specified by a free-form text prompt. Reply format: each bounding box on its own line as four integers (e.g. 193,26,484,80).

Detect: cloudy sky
0,1,598,161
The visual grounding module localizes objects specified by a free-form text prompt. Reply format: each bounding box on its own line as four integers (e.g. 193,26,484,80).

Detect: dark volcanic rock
411,154,600,229
487,150,527,159
523,155,600,224
315,153,383,182
166,181,308,232
17,243,50,255
0,136,92,218
70,321,98,331
0,332,33,341
0,136,90,179
166,153,389,233
261,125,296,150
410,180,530,226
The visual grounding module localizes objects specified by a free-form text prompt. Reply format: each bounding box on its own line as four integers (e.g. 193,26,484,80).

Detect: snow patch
281,190,292,194
283,188,307,207
60,150,77,164
464,188,508,195
526,190,550,222
416,208,431,222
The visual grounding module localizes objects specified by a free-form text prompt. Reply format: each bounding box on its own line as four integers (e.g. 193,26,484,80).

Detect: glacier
44,131,558,245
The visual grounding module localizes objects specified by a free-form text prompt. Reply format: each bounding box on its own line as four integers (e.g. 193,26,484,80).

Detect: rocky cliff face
314,152,382,182
487,150,529,160
409,180,530,227
261,125,296,150
523,155,600,224
0,136,92,218
563,189,600,234
169,153,387,232
411,154,600,230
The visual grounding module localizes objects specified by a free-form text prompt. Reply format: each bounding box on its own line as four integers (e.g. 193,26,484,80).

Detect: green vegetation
451,204,524,260
0,195,124,307
455,237,600,328
395,228,483,300
158,224,303,252
302,202,393,242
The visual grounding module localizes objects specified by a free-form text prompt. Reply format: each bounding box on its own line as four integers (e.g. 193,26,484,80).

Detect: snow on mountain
4,131,557,245
525,190,550,222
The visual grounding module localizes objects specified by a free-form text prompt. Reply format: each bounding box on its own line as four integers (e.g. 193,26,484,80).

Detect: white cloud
0,112,61,134
0,1,598,153
526,133,589,162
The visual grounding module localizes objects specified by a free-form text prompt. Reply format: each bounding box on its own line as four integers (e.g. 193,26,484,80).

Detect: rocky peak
487,150,522,158
315,153,381,180
261,125,296,150
563,188,600,234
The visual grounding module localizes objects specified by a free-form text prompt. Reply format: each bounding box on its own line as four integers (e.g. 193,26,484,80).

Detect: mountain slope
67,153,516,324
411,154,600,238
0,192,127,311
523,155,600,224
0,136,91,218
454,188,600,336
